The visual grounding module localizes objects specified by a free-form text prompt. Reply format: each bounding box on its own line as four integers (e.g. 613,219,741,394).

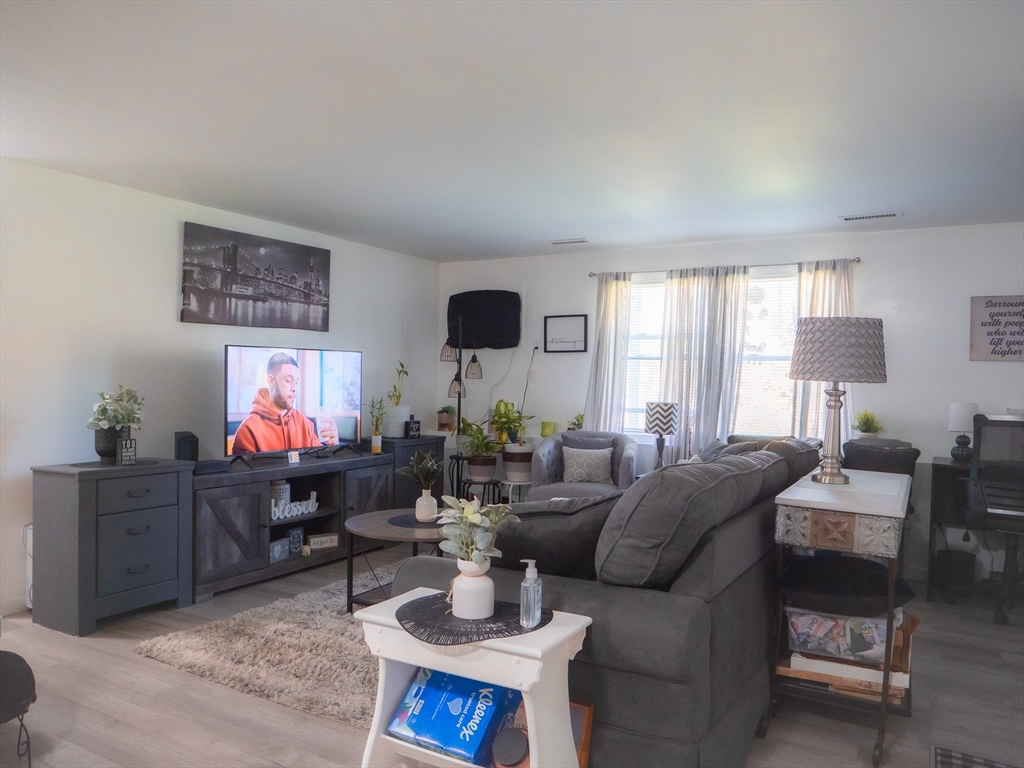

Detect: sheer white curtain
793,258,852,440
660,266,749,460
584,272,632,431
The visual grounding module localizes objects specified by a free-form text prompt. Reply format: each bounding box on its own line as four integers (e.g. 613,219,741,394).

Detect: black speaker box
446,290,521,349
174,431,199,462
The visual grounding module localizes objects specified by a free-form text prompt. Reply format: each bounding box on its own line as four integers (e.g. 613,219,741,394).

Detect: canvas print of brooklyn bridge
181,223,330,332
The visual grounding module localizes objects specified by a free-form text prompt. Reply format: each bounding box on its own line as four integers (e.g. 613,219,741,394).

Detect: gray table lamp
645,402,680,469
948,402,978,462
789,317,887,485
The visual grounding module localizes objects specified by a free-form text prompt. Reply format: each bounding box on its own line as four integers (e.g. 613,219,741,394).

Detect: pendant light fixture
465,352,483,379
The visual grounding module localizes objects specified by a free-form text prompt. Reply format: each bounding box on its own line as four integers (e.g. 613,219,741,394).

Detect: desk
927,458,971,602
773,469,912,767
356,587,591,768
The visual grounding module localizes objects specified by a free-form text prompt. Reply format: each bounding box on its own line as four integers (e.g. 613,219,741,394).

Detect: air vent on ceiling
551,238,588,245
839,211,904,222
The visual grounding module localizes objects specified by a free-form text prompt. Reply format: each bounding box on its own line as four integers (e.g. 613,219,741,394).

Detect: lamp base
655,435,666,469
812,382,849,485
950,433,973,463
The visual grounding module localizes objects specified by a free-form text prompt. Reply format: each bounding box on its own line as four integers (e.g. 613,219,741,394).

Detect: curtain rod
588,257,861,277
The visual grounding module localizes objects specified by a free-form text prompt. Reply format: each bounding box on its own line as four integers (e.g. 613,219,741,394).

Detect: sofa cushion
717,450,789,503
765,438,822,486
595,457,763,588
728,434,795,450
562,446,613,483
491,493,622,579
698,439,758,462
527,481,618,501
562,433,615,451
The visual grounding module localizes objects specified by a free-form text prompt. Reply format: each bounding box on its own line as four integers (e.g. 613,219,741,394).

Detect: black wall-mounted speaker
174,431,199,462
446,290,521,349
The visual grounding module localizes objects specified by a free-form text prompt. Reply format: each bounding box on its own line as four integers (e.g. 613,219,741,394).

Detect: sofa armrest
617,439,637,490
531,435,564,487
392,556,711,685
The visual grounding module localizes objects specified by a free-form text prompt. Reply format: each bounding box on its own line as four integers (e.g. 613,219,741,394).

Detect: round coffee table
345,508,445,613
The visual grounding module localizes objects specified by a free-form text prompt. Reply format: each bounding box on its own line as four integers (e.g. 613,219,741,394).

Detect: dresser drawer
97,506,178,555
97,543,177,596
97,473,177,514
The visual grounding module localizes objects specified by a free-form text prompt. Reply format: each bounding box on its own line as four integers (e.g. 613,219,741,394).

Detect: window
621,265,803,438
731,264,800,436
623,273,666,432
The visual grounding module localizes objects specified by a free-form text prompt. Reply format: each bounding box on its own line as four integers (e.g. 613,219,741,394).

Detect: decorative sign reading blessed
970,295,1024,361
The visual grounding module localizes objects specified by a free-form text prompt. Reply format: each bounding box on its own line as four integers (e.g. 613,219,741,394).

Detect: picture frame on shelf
544,314,588,353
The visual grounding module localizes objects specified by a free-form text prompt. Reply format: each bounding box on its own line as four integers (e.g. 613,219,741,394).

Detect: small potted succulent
460,421,500,483
437,404,457,432
853,410,883,439
397,450,444,521
87,386,144,464
437,495,520,619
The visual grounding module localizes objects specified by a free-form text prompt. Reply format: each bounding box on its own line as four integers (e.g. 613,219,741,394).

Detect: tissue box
387,668,520,766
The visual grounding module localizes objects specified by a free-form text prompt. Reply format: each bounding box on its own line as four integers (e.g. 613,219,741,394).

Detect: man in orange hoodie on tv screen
231,352,337,454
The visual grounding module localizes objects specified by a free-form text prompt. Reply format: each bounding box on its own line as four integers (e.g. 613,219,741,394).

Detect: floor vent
840,211,904,222
550,238,588,245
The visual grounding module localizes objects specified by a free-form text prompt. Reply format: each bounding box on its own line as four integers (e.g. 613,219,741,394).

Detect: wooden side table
773,469,912,767
356,587,591,768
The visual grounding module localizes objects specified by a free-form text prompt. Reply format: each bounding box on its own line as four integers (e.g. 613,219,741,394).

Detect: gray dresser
31,458,193,636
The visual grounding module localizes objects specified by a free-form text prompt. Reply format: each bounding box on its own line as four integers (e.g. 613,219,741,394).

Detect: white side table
356,587,592,768
773,468,911,767
500,479,531,503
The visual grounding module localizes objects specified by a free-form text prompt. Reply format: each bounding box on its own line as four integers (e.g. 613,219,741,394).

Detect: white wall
439,222,1024,578
0,159,441,614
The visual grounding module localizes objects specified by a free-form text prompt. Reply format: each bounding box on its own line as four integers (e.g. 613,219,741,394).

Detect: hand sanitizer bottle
520,559,542,629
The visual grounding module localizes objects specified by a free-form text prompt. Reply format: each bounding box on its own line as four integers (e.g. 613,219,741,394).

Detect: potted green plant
397,450,444,521
853,410,883,438
437,495,520,618
567,412,585,431
87,385,144,464
460,421,500,483
491,399,535,482
437,404,457,432
367,396,386,453
384,361,411,437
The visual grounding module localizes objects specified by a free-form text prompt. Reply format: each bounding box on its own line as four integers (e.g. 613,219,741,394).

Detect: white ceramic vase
415,489,437,522
384,405,411,438
452,558,494,619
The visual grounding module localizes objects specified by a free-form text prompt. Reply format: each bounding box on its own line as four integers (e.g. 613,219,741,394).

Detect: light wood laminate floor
2,548,1022,768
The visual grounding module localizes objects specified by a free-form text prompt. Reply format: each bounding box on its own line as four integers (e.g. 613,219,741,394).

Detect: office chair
963,414,1024,625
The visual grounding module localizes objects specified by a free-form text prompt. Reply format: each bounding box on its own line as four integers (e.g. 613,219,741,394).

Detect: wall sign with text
970,295,1024,361
544,314,588,353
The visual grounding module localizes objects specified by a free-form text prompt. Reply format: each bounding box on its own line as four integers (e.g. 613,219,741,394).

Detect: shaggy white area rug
135,561,407,729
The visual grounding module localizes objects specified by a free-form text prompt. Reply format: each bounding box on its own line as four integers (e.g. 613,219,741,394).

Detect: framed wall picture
970,295,1024,361
180,222,330,332
544,314,588,353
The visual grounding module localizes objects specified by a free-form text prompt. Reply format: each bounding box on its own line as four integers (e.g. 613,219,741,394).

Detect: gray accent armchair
528,430,637,501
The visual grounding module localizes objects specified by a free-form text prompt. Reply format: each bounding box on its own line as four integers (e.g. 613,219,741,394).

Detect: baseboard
0,596,28,618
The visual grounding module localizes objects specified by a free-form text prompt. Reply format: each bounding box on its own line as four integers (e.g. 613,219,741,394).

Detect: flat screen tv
225,345,361,456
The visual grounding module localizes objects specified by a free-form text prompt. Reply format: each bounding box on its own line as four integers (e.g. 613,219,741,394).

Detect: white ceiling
2,0,1022,262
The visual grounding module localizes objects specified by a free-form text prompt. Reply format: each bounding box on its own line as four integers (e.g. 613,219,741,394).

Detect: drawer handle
128,488,151,498
127,564,151,575
127,525,151,535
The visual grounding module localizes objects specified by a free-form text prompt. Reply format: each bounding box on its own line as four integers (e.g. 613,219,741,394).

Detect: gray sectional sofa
392,438,821,768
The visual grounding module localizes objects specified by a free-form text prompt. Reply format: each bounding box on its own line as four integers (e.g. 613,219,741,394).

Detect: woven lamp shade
789,317,887,383
645,402,680,435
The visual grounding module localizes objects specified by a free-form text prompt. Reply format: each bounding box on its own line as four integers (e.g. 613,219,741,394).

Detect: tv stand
229,454,253,469
192,452,393,602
